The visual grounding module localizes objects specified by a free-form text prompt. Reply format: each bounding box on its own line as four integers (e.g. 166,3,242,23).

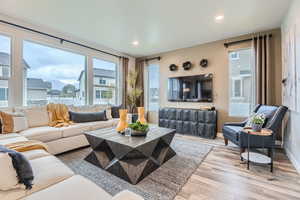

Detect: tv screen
168,74,213,102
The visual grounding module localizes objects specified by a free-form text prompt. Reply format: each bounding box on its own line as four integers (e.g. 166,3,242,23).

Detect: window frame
0,32,12,107
92,56,120,106
22,39,88,106
145,62,160,112
228,47,255,118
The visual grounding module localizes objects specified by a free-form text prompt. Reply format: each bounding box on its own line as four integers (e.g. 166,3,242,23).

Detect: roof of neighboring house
0,52,30,69
47,89,61,96
78,68,116,81
27,78,51,90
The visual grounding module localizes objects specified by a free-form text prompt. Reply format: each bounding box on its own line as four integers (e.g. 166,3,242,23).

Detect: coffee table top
84,126,176,148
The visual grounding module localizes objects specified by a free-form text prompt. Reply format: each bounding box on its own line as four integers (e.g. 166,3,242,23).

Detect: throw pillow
0,153,22,191
0,145,34,190
0,111,28,133
69,111,108,123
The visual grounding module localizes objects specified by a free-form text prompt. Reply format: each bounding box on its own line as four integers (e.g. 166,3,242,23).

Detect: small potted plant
128,121,149,136
250,114,265,132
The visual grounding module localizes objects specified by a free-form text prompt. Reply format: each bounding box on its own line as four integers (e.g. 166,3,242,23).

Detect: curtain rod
0,19,127,59
140,56,161,62
224,34,273,48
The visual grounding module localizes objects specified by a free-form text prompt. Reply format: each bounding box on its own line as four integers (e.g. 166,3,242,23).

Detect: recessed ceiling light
132,41,139,46
215,15,224,22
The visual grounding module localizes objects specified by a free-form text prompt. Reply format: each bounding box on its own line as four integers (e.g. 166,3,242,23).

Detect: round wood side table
241,128,274,172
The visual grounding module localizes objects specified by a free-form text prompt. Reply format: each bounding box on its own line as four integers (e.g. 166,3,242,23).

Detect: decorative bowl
130,128,149,137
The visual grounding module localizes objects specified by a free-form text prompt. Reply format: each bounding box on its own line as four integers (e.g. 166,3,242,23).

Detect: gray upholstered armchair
223,104,288,153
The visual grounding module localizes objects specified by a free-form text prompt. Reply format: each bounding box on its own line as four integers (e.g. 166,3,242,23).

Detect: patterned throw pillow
0,111,28,134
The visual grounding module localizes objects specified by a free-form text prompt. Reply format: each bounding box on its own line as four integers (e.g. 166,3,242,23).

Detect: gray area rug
58,135,212,200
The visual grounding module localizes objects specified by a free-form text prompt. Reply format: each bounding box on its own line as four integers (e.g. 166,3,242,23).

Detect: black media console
158,107,217,139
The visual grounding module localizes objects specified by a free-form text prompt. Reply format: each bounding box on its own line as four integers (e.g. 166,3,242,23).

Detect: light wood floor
174,135,300,200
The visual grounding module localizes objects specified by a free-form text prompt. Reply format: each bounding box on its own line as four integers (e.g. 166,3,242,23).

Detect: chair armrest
112,190,144,200
224,122,246,127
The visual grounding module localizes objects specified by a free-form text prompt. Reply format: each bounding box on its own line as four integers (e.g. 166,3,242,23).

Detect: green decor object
250,114,265,132
128,121,149,136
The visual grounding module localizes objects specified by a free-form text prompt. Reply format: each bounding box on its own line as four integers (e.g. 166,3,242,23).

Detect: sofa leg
224,138,228,146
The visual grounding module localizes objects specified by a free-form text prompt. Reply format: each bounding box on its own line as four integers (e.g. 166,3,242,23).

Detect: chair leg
224,138,228,146
240,148,245,154
240,148,245,161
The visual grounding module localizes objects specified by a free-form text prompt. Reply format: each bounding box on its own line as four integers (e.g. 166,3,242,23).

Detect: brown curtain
121,57,129,108
252,34,272,105
135,59,145,107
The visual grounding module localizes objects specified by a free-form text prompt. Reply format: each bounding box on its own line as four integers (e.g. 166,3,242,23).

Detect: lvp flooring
174,135,300,200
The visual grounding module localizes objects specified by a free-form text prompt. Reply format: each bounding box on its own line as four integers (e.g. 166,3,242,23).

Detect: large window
147,64,160,111
93,58,117,105
0,35,11,107
23,41,86,106
229,48,254,117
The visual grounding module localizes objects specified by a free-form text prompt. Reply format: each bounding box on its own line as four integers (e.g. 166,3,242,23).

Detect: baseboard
285,147,300,174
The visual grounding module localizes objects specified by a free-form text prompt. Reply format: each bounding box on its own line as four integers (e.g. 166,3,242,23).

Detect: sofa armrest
112,190,144,200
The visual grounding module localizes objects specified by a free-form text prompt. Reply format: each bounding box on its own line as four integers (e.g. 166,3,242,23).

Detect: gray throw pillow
0,145,34,190
69,110,108,123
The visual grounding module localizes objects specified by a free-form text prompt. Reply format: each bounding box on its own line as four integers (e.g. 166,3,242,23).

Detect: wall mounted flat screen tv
168,74,213,102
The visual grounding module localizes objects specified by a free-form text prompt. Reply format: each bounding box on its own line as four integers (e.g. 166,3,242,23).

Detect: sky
0,35,10,53
22,40,116,90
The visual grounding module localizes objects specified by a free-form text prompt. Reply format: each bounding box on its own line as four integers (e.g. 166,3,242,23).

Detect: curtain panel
121,57,129,108
135,59,145,107
252,34,272,105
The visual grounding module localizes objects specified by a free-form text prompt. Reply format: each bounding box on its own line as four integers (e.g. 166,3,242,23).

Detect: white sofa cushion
0,136,28,146
0,155,74,200
112,190,144,200
21,150,50,160
19,127,62,142
0,133,22,140
15,106,49,128
21,175,112,200
0,153,22,191
60,123,91,138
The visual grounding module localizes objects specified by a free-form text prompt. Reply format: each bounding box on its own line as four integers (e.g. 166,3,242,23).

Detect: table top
242,128,273,136
84,126,176,148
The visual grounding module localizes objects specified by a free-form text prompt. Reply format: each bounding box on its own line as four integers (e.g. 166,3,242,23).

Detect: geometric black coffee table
84,126,176,184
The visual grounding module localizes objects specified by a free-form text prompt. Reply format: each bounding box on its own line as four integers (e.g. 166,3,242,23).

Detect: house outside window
230,52,240,60
23,40,86,106
99,79,106,85
0,34,11,107
88,58,117,105
95,90,101,99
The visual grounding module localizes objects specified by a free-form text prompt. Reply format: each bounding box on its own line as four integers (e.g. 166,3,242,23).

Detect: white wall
281,0,300,173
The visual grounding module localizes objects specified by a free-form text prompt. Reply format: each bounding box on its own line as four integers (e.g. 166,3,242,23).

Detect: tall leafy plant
127,71,142,113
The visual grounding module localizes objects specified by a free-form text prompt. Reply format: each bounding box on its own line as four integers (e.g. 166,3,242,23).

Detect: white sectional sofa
6,105,119,155
0,105,143,200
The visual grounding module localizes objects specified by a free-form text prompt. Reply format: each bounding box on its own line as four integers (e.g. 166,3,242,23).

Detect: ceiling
0,0,292,57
